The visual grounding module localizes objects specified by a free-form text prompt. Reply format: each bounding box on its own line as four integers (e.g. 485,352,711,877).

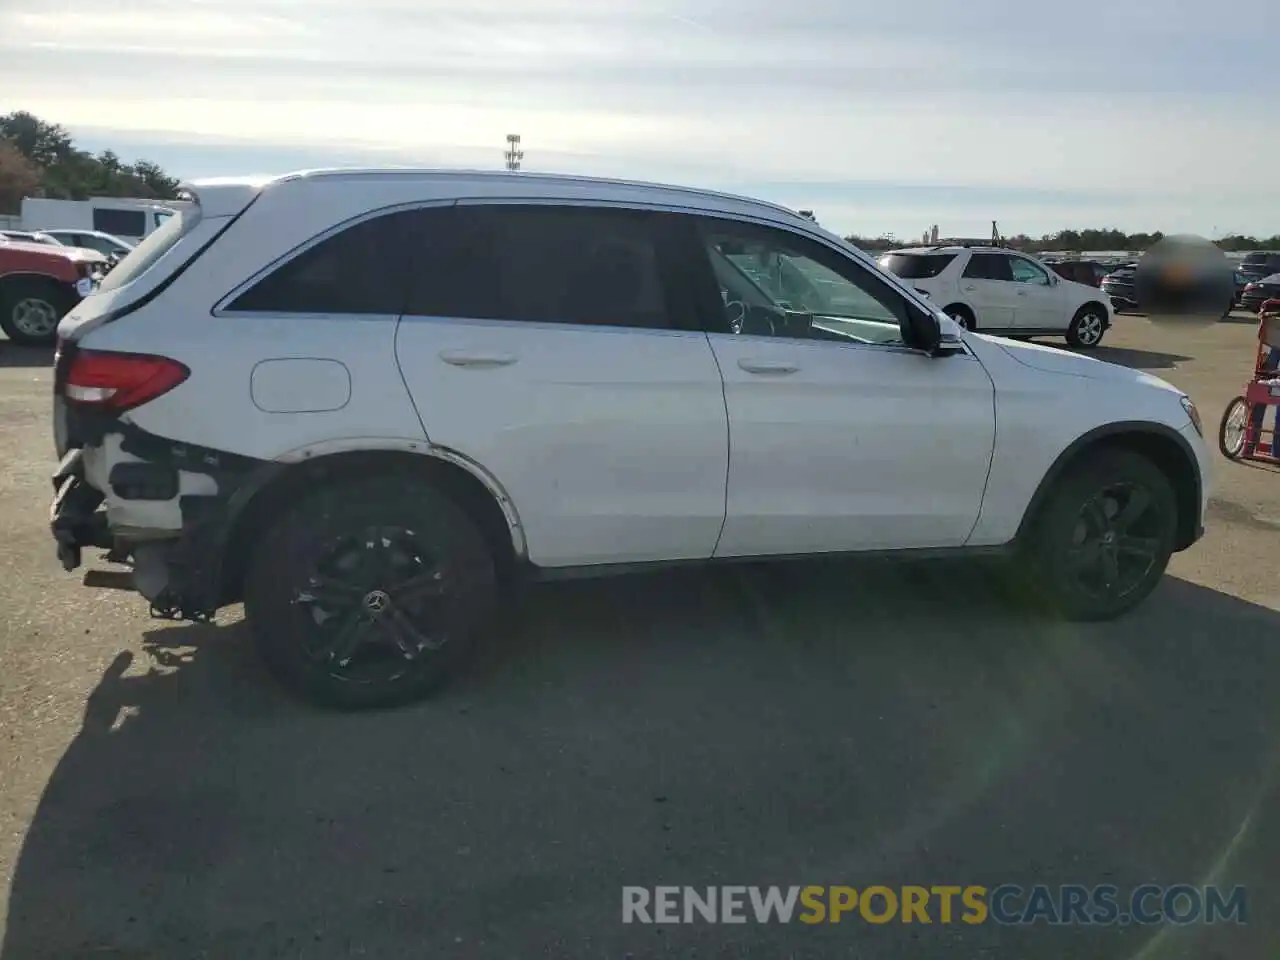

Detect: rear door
393,203,729,568
959,252,1018,329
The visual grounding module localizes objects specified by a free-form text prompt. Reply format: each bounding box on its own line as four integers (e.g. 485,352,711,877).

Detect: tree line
844,229,1280,254
0,111,181,215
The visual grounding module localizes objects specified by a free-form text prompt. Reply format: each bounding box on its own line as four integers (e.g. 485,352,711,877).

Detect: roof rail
935,237,1003,248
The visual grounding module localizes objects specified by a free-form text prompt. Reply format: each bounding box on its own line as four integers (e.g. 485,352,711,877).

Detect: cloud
1,0,1278,236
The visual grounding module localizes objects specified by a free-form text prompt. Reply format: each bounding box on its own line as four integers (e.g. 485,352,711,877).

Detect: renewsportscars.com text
622,885,1248,926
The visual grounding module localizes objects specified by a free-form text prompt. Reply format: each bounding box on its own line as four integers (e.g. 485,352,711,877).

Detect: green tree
0,111,182,204
0,140,43,214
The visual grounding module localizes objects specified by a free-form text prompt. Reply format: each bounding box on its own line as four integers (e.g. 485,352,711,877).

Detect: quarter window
226,212,413,315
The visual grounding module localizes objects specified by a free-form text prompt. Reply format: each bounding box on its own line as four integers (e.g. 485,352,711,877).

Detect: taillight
60,349,189,413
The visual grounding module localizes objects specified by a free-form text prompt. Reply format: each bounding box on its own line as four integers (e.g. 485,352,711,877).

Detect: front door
959,252,1019,331
393,203,730,568
683,215,997,558
1008,255,1068,330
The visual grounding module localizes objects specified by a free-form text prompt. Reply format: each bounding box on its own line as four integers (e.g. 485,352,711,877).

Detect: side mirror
905,305,942,354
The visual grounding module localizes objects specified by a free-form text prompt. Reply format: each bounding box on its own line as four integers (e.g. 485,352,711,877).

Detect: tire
1065,304,1107,349
244,475,498,709
1023,448,1177,621
945,305,976,331
1218,397,1249,460
0,277,73,347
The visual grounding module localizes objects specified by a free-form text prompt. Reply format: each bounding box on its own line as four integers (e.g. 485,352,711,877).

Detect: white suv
880,245,1113,348
49,169,1209,708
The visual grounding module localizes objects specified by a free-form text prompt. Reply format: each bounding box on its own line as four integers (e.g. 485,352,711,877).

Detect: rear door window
401,204,678,330
878,252,957,279
962,253,1014,281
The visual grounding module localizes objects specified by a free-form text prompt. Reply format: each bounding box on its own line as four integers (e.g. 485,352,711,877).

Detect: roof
182,167,808,225
886,243,1011,254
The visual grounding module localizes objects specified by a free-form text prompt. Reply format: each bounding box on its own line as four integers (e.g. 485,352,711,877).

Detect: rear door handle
738,359,799,375
439,350,518,368
1015,289,1027,296
962,284,977,292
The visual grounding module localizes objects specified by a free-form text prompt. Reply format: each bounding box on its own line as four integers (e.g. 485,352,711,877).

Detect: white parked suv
49,169,1209,708
880,245,1114,348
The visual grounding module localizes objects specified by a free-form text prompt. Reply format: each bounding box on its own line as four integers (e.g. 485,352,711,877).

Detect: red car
0,237,106,346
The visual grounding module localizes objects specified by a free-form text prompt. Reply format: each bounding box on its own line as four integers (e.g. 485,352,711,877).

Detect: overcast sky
2,0,1278,238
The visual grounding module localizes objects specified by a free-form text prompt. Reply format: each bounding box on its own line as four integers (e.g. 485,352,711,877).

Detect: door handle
1015,289,1027,296
738,359,799,375
439,350,518,368
962,284,977,292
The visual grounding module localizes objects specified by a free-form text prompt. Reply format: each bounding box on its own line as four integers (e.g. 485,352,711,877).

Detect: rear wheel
0,277,72,346
1023,449,1177,621
945,304,976,331
1066,304,1107,348
1218,397,1249,460
244,476,497,709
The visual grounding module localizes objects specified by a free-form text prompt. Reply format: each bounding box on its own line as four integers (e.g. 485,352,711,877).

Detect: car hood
1,240,105,263
977,334,1181,392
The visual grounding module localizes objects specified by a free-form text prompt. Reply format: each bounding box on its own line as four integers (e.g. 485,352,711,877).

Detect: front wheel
1023,449,1177,621
945,306,976,331
0,278,72,347
244,476,498,709
1218,397,1249,460
1066,305,1107,349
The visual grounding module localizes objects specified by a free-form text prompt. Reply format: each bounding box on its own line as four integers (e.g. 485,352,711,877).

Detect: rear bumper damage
49,416,273,622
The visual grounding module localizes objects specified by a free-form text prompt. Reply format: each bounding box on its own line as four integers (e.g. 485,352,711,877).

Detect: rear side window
878,253,956,279
227,212,412,315
93,208,146,238
962,253,1014,281
402,205,674,330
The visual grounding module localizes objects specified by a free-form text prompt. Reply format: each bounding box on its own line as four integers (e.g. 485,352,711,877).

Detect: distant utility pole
504,134,523,171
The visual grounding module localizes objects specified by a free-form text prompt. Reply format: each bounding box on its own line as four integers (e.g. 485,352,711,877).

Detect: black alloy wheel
1026,449,1177,620
245,477,497,709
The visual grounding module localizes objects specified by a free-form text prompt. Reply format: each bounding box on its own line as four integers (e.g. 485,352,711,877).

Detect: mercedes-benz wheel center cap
1134,234,1236,327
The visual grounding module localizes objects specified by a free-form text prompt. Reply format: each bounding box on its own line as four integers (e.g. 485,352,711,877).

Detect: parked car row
0,229,135,345
878,244,1114,347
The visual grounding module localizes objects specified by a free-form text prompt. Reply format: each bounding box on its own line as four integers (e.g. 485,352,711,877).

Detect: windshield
95,204,202,294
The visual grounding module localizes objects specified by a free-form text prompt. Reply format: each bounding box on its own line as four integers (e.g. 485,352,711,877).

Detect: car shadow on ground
4,563,1279,959
0,343,54,369
1060,343,1193,370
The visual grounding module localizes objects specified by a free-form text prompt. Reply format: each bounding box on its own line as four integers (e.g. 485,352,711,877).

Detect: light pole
504,134,523,172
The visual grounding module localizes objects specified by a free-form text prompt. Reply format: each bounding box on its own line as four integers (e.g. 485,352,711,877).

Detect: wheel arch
1076,299,1112,325
0,271,74,295
1016,422,1202,551
943,302,976,328
217,445,526,605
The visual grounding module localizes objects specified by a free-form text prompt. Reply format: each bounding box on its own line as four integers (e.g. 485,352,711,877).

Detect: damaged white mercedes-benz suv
50,168,1210,709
